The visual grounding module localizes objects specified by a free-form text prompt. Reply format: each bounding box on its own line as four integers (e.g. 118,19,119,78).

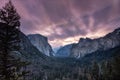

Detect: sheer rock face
56,28,120,58
71,28,120,58
27,34,54,56
19,32,43,57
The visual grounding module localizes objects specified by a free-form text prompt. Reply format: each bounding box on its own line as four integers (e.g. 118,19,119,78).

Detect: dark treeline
0,1,29,80
31,55,120,80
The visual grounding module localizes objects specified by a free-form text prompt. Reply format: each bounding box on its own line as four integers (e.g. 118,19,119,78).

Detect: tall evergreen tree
91,61,100,80
101,61,113,80
0,1,29,80
0,0,20,27
112,56,120,80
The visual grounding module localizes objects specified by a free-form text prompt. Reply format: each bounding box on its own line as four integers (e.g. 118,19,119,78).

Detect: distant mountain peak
56,28,120,58
79,38,92,43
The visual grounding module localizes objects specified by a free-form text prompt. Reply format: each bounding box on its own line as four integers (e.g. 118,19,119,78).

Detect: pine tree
0,1,29,80
91,61,100,80
101,61,112,80
0,0,20,27
112,56,120,80
100,61,107,80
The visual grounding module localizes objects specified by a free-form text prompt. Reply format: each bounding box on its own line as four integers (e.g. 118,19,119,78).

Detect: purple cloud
0,0,120,47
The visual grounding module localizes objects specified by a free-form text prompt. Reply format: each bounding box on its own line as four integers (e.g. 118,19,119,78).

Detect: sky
0,0,120,48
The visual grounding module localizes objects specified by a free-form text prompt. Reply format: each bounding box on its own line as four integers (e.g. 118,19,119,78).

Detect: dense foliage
0,1,29,80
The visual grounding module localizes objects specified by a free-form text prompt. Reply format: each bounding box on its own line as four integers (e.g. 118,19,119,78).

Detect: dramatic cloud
0,0,120,47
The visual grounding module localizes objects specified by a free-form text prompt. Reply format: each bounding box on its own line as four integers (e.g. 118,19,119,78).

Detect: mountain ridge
56,27,120,58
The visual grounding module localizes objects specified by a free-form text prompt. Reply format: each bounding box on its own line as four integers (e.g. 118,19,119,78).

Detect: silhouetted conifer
0,1,29,80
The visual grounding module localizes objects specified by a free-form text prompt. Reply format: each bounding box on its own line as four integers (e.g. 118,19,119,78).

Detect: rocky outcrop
28,34,54,56
19,32,46,58
71,28,120,58
56,28,120,58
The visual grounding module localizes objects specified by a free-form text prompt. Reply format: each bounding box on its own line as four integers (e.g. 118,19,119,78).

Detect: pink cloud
0,0,120,47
